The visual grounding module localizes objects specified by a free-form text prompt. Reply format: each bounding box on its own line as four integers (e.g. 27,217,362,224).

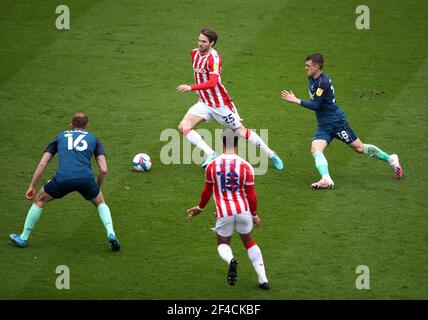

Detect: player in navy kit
281,54,402,189
10,113,120,251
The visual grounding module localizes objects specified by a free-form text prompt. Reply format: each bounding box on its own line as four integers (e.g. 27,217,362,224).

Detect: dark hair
222,128,238,149
72,112,89,129
306,53,324,70
200,28,218,46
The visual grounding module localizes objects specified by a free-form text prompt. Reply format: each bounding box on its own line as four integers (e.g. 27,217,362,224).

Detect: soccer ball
132,153,152,172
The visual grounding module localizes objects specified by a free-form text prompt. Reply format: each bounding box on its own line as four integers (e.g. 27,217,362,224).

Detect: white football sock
247,245,268,284
218,244,234,264
185,129,214,156
247,130,275,158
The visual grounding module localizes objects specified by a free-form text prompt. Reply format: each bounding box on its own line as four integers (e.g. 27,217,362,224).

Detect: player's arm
243,164,261,227
177,74,219,92
177,56,220,92
187,164,214,219
282,78,329,110
244,184,260,227
94,138,107,188
281,89,321,110
187,181,213,220
26,138,57,200
26,152,54,200
95,155,108,188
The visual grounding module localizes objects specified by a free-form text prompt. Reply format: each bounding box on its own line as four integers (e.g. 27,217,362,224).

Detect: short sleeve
44,137,58,156
94,138,106,157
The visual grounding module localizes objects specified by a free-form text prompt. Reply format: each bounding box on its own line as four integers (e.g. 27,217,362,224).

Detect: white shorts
188,101,242,130
212,213,253,237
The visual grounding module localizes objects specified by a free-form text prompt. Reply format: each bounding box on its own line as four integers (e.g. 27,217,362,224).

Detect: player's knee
352,144,364,153
310,146,319,154
177,123,183,133
33,198,46,208
234,127,246,138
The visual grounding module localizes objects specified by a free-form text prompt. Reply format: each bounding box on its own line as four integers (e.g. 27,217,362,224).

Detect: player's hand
281,90,300,104
252,215,261,228
25,186,36,200
187,206,202,220
177,84,192,92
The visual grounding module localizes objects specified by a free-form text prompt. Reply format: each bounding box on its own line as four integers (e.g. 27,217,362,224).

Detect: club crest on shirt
316,88,324,96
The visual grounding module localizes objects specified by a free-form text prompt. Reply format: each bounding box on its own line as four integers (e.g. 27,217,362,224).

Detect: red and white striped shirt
190,48,234,110
204,154,255,218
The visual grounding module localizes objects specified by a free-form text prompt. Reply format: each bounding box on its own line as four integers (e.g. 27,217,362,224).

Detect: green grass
1,0,427,299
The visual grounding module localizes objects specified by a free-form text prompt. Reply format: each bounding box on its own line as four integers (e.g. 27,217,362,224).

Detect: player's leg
178,102,216,163
239,232,269,289
311,137,334,189
338,122,403,179
90,191,116,237
211,104,283,170
216,234,233,264
90,190,120,251
235,125,284,170
10,187,54,248
237,214,269,289
213,216,238,285
349,139,402,179
217,234,238,286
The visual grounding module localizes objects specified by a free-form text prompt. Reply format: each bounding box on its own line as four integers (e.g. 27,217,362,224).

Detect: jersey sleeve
205,162,214,183
243,163,255,185
190,48,198,58
313,76,331,102
44,137,58,156
94,138,106,157
207,55,220,76
300,76,330,110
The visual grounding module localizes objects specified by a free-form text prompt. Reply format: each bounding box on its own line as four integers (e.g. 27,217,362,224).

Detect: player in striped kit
187,129,269,290
177,28,283,170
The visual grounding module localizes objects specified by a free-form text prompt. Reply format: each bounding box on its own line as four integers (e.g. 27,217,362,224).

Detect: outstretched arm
26,152,53,200
281,90,321,110
177,74,219,92
95,155,108,188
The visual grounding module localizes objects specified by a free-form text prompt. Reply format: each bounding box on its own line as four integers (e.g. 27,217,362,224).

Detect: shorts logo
316,88,324,96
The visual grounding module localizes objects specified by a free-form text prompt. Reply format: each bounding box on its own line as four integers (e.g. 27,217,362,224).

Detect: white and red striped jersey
190,48,234,109
205,154,255,218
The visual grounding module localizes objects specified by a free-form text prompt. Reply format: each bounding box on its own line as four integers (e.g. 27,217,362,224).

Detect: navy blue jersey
44,130,105,181
300,72,347,127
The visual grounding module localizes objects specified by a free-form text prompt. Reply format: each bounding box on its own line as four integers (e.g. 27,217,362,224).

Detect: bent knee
234,126,247,138
33,198,47,208
352,144,365,153
311,147,320,154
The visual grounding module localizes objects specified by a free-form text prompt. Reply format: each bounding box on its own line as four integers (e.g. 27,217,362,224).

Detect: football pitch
1,0,427,300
